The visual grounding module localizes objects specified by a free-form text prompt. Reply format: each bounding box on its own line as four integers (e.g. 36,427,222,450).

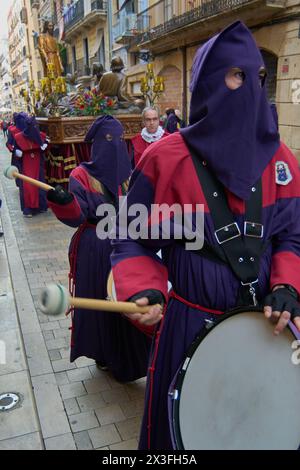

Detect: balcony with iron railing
64,0,85,33
129,0,286,53
113,12,151,43
64,0,107,41
66,58,91,78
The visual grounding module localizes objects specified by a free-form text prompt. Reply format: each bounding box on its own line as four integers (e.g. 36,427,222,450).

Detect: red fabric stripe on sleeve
48,197,82,220
112,256,168,302
112,256,168,337
270,251,300,294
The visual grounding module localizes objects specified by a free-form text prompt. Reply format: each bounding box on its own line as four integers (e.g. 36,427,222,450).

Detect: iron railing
130,0,274,46
91,0,107,11
64,0,84,32
70,58,91,77
113,13,151,42
64,0,107,33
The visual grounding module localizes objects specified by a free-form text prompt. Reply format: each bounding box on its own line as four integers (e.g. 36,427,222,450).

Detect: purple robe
111,133,300,449
49,165,151,382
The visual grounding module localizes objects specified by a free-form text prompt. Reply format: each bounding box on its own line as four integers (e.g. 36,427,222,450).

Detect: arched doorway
260,49,278,103
158,65,182,113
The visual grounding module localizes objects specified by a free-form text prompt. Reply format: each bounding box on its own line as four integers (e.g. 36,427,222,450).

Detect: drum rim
170,306,296,450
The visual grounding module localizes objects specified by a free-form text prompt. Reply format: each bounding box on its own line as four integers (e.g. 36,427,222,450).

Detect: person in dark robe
47,115,151,382
163,108,179,134
131,107,168,167
111,21,300,449
14,115,48,217
174,109,186,129
2,120,9,138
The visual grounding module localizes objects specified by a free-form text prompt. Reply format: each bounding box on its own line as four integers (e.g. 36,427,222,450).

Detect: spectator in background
175,109,186,128
2,120,8,138
164,108,178,133
164,108,186,133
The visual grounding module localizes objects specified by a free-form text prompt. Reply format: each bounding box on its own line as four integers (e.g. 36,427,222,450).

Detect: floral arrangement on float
71,88,116,117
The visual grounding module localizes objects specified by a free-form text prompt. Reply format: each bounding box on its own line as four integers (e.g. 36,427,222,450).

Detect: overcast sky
0,0,13,54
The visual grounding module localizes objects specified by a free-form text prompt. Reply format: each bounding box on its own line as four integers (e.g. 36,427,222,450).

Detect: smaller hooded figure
164,108,179,134
47,115,152,382
14,115,48,216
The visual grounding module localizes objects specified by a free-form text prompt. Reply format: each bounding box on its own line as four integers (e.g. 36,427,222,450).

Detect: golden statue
38,21,64,78
98,57,131,104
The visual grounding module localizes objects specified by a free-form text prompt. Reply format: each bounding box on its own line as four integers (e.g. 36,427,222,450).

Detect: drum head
172,310,300,450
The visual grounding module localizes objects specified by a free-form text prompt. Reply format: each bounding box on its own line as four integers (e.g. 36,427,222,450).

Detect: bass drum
168,307,300,450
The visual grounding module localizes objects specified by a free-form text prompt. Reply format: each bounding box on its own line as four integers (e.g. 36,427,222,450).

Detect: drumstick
4,165,54,192
40,284,158,316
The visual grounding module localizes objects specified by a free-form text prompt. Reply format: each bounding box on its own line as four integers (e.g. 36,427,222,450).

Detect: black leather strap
188,149,264,305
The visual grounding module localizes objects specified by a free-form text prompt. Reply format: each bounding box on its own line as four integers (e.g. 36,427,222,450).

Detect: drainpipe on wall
107,0,113,65
181,46,187,125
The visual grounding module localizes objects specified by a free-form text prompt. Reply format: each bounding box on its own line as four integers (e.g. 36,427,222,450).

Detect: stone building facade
112,0,300,159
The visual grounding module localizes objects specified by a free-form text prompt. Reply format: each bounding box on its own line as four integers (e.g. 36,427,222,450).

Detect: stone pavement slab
0,371,40,441
0,432,43,450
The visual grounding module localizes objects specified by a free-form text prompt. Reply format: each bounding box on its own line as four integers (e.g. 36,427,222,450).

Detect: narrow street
0,136,145,450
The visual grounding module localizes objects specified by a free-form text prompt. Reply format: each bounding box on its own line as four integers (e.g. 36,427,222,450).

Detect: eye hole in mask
225,67,246,90
259,67,267,88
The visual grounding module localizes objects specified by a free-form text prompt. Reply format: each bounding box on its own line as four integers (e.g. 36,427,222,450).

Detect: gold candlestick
140,63,165,107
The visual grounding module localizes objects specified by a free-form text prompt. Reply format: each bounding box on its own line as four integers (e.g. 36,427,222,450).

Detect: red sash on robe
14,132,45,209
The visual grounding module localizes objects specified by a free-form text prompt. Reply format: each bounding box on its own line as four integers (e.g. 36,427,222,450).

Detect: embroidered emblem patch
275,161,293,185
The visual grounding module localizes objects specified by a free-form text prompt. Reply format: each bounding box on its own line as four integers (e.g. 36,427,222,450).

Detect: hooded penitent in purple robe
165,112,179,134
48,115,151,382
111,21,300,449
14,115,48,216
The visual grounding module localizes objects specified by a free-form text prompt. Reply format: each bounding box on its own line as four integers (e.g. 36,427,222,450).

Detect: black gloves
264,286,300,320
129,289,165,306
47,185,74,205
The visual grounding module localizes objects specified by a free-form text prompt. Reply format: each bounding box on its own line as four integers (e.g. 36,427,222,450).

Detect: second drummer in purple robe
47,115,151,382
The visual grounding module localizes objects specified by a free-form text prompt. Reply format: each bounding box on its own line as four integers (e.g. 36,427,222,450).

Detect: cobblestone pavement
0,137,145,450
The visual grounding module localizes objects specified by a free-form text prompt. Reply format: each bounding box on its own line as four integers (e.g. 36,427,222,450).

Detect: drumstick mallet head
40,284,70,316
40,284,157,316
4,165,19,180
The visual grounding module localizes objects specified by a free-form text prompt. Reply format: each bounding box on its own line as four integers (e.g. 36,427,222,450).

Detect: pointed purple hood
181,21,280,200
83,115,131,197
165,113,178,134
23,116,44,146
14,112,28,131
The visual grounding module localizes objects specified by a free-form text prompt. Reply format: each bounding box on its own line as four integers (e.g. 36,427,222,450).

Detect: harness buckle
244,221,264,239
215,222,241,245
